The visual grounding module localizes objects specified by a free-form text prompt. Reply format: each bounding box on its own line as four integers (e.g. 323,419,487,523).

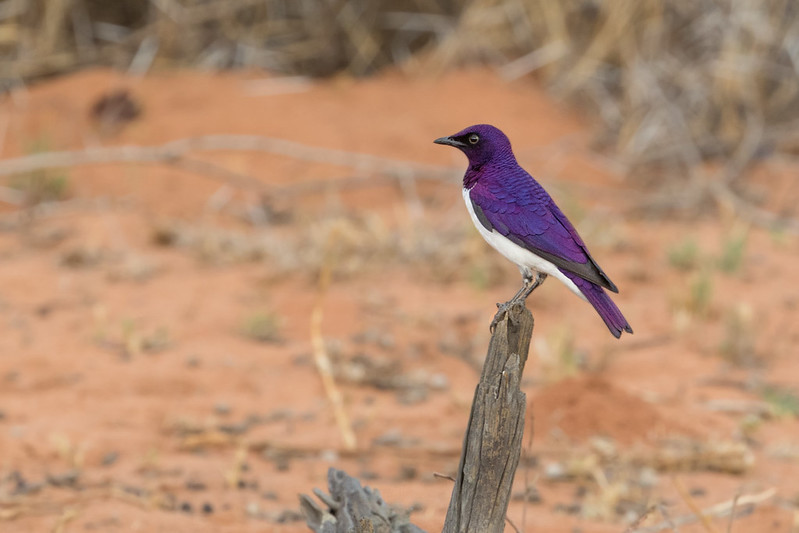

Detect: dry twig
725,493,740,533
671,476,719,533
310,250,357,451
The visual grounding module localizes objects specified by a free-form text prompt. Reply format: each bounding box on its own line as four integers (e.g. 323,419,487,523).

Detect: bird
434,124,633,338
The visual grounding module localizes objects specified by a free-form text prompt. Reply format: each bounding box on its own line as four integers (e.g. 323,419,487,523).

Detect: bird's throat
463,164,483,189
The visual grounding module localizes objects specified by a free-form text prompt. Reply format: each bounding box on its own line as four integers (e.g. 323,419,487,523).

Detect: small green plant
718,229,748,273
769,227,787,246
241,311,282,343
667,238,700,271
11,169,69,204
686,269,713,316
761,386,799,418
11,139,70,204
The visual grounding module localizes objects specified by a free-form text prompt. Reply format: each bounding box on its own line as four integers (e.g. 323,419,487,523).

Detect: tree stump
442,301,534,533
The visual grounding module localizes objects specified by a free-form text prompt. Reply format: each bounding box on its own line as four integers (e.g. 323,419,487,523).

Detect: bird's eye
468,133,480,145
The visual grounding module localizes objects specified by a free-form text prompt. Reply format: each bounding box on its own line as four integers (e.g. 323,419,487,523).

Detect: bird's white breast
462,188,585,300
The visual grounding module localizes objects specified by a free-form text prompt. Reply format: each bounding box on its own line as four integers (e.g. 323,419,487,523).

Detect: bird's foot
490,299,517,334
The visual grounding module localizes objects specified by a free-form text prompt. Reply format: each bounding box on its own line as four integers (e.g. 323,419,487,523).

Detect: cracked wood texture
300,468,425,533
442,302,534,533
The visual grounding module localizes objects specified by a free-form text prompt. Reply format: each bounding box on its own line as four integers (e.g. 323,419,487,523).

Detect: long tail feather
561,270,633,338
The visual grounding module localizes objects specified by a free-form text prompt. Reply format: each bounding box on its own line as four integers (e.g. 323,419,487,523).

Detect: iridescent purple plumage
435,124,632,338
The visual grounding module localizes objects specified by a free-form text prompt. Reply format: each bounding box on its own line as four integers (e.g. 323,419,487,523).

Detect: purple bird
435,124,632,338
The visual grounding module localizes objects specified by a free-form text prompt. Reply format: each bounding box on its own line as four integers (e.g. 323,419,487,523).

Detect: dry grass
439,0,799,175
541,436,755,523
0,0,457,81
150,214,506,283
3,1,798,178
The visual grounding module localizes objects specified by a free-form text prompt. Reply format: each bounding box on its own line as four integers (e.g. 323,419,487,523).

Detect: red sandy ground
1,68,798,532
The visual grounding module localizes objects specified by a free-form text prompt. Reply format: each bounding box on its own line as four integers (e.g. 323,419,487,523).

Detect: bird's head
434,124,514,168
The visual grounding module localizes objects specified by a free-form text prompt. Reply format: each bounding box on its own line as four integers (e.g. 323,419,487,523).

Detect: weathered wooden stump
300,302,534,533
442,301,533,533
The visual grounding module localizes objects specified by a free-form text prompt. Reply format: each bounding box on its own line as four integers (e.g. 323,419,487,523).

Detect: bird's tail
561,270,633,338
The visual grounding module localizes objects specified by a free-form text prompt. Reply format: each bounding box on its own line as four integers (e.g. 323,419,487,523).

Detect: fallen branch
0,135,457,217
0,135,453,181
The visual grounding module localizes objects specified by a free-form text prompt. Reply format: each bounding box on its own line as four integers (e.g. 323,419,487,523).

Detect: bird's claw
490,300,514,333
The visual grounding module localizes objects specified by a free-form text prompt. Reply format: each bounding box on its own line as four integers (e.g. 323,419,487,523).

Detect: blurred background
1,1,799,532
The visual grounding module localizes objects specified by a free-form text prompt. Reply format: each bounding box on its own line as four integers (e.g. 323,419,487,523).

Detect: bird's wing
469,177,618,292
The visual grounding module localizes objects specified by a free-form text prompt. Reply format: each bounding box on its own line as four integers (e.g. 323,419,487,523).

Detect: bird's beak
434,136,467,148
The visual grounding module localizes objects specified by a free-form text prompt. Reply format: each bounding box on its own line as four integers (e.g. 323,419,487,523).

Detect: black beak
434,136,467,148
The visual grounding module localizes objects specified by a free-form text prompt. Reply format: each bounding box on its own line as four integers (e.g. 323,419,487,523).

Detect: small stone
292,353,311,366
274,509,303,523
185,479,206,491
407,501,425,513
219,420,250,435
319,449,339,463
378,333,395,349
101,451,119,466
554,502,581,515
46,470,80,487
397,386,427,405
428,373,449,390
9,471,43,495
246,501,260,517
373,429,403,447
398,465,417,480
213,402,231,416
638,467,658,488
274,456,290,471
543,461,567,481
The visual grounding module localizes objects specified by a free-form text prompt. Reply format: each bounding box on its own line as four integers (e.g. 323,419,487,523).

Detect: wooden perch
442,301,534,533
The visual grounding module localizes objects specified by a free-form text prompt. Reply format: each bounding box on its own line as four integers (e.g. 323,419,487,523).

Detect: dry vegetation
4,0,799,175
